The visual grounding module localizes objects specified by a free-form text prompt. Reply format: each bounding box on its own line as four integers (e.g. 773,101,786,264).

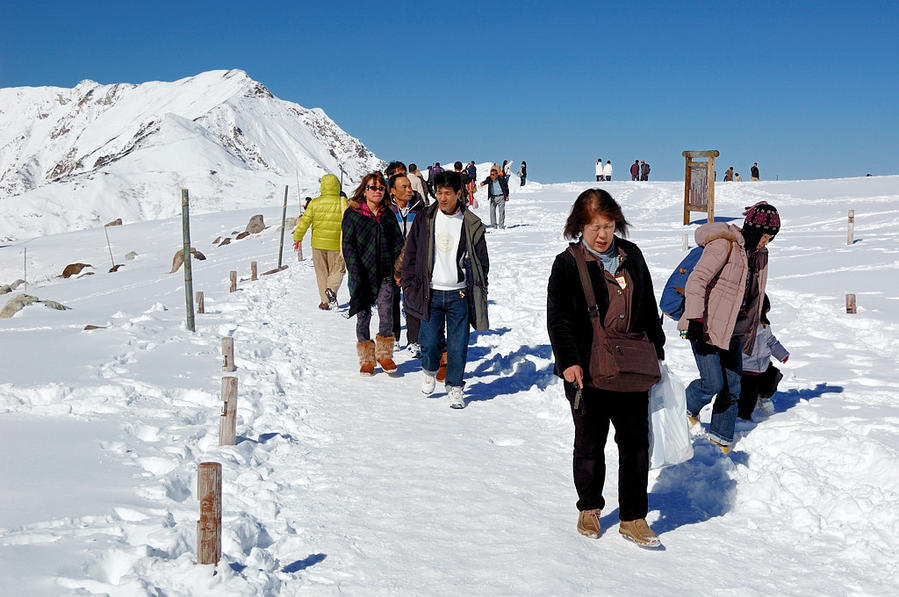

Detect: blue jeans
419,289,470,388
685,336,743,444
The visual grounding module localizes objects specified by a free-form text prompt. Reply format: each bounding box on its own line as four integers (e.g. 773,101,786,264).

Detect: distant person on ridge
602,160,613,181
724,167,734,182
735,172,743,182
596,158,604,181
630,160,640,181
640,160,650,181
751,162,760,181
401,170,489,409
454,161,472,206
293,173,348,310
502,160,513,185
480,163,510,229
518,161,527,186
466,161,479,207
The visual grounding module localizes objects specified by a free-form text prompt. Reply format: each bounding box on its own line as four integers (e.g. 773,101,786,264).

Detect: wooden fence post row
222,337,235,372
197,462,222,565
251,261,258,281
195,291,205,314
846,293,857,314
229,270,237,293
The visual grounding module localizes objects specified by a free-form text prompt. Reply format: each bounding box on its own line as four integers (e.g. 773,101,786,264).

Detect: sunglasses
490,170,498,174
365,185,385,192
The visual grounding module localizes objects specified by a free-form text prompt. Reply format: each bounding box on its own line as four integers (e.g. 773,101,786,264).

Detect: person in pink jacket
677,202,781,453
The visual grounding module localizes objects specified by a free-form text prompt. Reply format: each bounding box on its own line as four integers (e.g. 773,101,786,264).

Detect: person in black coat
546,188,664,548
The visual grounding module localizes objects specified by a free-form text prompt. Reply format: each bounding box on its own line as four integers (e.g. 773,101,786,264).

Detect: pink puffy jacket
676,222,768,351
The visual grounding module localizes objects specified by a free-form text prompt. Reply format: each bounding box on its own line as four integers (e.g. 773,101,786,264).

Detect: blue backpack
659,241,732,320
659,247,704,321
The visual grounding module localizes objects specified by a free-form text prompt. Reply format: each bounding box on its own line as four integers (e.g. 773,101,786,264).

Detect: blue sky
2,0,897,182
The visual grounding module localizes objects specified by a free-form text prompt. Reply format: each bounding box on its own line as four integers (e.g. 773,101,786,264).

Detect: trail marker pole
229,271,237,293
682,233,688,252
23,248,27,289
847,210,855,245
251,261,258,281
846,294,857,314
196,291,205,314
222,337,235,372
219,376,238,445
104,225,116,269
197,462,222,565
182,189,196,332
278,185,289,269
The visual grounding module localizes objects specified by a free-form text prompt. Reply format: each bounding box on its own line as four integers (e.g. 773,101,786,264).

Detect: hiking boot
757,396,775,415
577,509,601,539
421,373,436,395
375,335,397,373
711,439,731,454
619,519,661,549
325,288,338,309
435,351,448,382
357,340,375,376
448,386,465,409
318,302,330,310
407,342,421,358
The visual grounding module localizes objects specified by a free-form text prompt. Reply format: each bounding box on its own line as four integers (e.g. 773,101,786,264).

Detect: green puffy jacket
293,174,347,251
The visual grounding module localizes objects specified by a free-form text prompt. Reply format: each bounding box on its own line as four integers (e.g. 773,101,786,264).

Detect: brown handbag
569,245,661,393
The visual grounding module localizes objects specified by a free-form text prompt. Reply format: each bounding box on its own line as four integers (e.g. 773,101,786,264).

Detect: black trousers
392,284,420,345
737,363,783,419
565,382,650,521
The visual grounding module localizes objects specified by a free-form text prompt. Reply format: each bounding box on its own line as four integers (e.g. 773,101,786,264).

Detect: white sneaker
448,386,465,409
757,396,775,415
421,373,436,395
407,343,421,358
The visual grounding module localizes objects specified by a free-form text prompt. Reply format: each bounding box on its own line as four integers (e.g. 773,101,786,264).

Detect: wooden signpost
682,150,719,225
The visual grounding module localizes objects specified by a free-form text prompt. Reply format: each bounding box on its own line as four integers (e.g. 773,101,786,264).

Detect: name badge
615,275,627,289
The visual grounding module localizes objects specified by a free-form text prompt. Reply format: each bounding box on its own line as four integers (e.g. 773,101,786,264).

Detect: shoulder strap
568,245,605,335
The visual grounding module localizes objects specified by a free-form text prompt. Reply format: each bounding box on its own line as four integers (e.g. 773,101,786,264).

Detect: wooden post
196,291,205,314
229,270,237,293
683,158,692,225
104,224,116,269
23,247,27,289
846,294,857,314
847,210,855,245
182,189,196,332
197,462,222,565
222,337,235,372
277,185,289,269
251,261,258,281
219,377,238,445
707,156,716,223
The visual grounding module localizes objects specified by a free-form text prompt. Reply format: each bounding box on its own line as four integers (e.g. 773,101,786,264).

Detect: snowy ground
1,176,898,596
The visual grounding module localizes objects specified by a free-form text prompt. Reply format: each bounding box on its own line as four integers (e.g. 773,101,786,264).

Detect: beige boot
357,340,375,376
375,335,397,373
619,518,661,549
577,509,601,538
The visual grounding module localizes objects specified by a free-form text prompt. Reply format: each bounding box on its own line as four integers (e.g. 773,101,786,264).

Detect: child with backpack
737,294,789,419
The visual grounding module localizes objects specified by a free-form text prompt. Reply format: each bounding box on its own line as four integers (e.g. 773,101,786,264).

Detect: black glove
685,319,705,343
655,347,665,361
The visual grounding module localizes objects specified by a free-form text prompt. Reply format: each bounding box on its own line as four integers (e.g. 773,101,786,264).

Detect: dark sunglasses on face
366,185,385,192
490,170,498,174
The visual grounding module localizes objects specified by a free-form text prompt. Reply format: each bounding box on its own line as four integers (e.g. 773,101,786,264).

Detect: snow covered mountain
0,69,383,241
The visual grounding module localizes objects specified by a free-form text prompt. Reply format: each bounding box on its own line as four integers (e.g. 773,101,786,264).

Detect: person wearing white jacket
595,158,604,181
737,294,789,419
602,160,613,181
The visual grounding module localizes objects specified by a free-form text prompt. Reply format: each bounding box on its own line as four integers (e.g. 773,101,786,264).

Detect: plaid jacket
341,204,404,317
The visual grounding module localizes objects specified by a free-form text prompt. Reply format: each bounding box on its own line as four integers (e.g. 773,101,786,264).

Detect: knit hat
743,201,780,237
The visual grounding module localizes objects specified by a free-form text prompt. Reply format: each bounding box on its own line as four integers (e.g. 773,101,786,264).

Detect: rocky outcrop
169,248,207,273
245,214,265,234
61,263,92,278
0,294,71,318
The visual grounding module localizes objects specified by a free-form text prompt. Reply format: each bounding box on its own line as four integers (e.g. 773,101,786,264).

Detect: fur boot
375,335,397,373
357,340,376,376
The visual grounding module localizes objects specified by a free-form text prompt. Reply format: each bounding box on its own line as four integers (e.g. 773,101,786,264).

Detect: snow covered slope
0,69,383,241
1,176,898,595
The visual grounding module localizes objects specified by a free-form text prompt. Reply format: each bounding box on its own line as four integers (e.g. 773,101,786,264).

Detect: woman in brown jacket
678,202,781,453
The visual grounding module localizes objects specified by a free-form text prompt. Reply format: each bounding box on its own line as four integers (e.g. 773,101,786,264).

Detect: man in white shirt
401,171,490,409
